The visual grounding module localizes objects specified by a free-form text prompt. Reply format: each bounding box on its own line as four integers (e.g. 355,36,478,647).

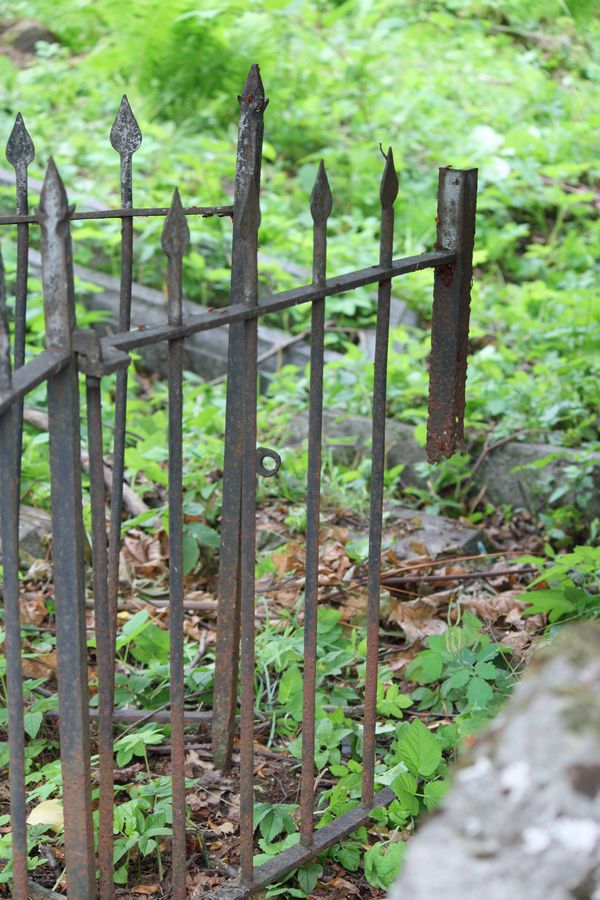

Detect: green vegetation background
0,1,599,893
0,0,598,547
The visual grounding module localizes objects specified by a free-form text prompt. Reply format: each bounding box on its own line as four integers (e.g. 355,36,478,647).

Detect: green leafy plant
519,545,600,626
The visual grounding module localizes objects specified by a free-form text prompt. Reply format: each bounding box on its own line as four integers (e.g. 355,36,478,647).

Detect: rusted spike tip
380,147,399,209
110,95,142,155
6,112,35,168
310,160,333,225
38,158,70,223
243,64,264,101
161,188,190,258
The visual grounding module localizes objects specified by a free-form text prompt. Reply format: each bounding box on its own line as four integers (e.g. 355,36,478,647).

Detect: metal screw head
110,96,142,156
6,113,35,169
310,160,333,225
161,189,190,259
380,147,399,209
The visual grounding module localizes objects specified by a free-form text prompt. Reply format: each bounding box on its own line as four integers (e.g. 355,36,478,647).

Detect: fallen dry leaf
21,649,58,680
386,597,448,643
460,589,527,622
27,798,63,832
20,592,47,626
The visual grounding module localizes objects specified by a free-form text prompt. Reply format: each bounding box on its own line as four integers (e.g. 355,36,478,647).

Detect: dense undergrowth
0,0,599,895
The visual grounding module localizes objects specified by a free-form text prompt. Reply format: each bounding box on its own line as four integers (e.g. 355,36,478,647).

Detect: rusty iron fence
0,65,477,898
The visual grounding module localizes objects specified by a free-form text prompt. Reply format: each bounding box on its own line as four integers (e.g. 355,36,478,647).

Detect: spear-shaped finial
238,63,268,112
161,189,190,259
38,157,71,227
380,147,399,209
310,160,333,226
110,95,142,156
0,248,11,391
6,112,35,170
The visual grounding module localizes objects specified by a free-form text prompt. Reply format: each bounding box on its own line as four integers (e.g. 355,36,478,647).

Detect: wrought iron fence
0,64,477,898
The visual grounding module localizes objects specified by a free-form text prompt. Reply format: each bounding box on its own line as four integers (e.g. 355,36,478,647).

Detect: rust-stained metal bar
362,149,398,806
238,172,261,882
39,158,95,896
209,787,395,898
300,161,332,846
107,96,142,677
426,167,478,463
162,189,191,900
213,63,267,772
0,249,29,899
0,204,233,226
0,348,71,414
102,250,455,356
85,366,115,900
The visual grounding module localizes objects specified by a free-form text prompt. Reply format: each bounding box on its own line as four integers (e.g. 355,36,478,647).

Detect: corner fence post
426,167,478,463
212,64,267,772
39,159,96,897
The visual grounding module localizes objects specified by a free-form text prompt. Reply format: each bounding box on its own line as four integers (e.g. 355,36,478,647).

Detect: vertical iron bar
426,167,478,463
86,368,114,900
162,190,190,900
300,161,332,846
5,114,34,497
39,158,96,896
238,174,261,883
362,149,398,806
107,97,142,654
213,64,268,772
0,249,28,899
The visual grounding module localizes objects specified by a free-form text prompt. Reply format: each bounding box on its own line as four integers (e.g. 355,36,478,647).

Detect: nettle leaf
23,711,43,739
467,676,494,709
474,661,500,680
278,666,304,721
396,719,441,777
405,649,443,684
390,771,419,816
297,860,322,893
364,841,406,890
423,779,450,810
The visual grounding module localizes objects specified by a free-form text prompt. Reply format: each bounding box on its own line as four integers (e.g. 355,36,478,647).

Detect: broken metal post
426,167,478,463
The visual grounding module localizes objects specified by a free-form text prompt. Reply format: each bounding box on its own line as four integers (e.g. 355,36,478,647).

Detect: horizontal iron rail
104,249,456,354
212,787,396,898
0,349,70,415
0,204,234,226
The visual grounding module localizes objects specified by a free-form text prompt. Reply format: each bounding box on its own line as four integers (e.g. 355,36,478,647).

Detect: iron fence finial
6,113,35,170
380,147,398,209
38,157,71,227
161,188,190,260
310,160,333,225
239,63,268,111
110,95,143,156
